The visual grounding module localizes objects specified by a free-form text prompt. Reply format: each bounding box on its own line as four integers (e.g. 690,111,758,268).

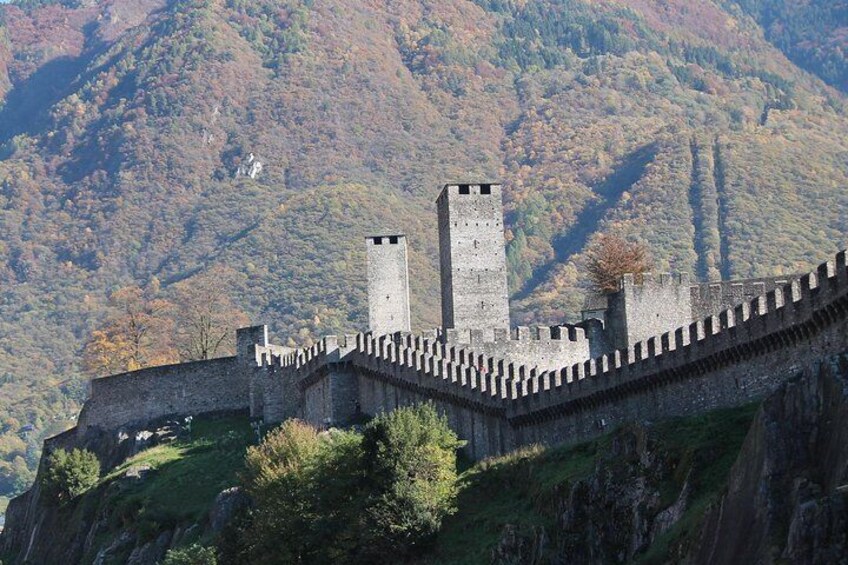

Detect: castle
57,182,848,462
3,182,848,558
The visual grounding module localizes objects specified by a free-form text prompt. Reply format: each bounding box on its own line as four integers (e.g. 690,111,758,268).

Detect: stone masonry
366,235,412,335
437,184,510,337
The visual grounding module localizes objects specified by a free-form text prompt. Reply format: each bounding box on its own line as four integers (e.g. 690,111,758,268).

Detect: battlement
507,251,848,418
438,324,588,344
249,248,848,458
365,234,405,245
437,183,502,200
619,272,690,288
689,275,801,320
73,246,848,462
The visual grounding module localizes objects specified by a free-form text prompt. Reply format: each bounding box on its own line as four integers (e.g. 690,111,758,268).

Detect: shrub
41,448,100,503
162,544,217,565
358,404,465,561
236,405,463,563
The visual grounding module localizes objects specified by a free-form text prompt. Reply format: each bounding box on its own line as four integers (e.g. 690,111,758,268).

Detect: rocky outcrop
0,416,233,564
689,357,848,564
552,426,691,563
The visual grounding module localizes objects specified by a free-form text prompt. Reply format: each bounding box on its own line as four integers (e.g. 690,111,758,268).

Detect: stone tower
605,273,692,350
366,235,412,335
437,184,510,336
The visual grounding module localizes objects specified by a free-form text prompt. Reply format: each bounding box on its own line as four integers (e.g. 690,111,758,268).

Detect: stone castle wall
439,325,592,373
690,275,801,320
76,327,269,434
69,250,847,462
76,357,243,432
606,273,692,350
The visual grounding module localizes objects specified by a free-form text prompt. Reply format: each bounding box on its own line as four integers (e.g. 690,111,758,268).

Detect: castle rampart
254,250,847,459
31,181,848,465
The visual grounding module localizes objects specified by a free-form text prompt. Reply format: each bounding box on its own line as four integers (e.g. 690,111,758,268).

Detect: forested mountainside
0,0,846,504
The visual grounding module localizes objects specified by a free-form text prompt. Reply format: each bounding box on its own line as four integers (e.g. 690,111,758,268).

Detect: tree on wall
585,233,651,294
172,268,249,362
82,284,177,376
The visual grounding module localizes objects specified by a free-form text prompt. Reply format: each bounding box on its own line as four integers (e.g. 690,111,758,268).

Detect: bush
41,448,100,503
359,405,465,560
162,544,218,565
236,405,463,563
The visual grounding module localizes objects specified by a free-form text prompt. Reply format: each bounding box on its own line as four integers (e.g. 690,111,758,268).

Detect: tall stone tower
437,184,510,335
366,235,412,335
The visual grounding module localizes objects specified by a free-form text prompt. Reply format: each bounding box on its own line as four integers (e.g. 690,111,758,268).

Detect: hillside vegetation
0,0,846,502
0,404,758,563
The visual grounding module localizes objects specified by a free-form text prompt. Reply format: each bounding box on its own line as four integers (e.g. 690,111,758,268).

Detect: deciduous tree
585,233,651,294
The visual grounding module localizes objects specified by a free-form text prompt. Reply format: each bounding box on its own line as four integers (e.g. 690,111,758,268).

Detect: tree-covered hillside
0,0,846,501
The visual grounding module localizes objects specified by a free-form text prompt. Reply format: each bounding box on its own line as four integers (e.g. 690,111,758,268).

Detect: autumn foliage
585,234,650,294
82,272,248,376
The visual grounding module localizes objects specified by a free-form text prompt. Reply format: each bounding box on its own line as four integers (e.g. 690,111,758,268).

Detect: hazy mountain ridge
0,0,846,501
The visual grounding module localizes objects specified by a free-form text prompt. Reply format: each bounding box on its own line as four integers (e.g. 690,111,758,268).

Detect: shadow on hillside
0,56,90,144
514,142,658,301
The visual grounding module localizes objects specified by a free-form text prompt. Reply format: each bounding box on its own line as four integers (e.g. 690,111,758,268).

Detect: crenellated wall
689,275,801,320
255,250,848,460
438,324,592,373
69,250,848,462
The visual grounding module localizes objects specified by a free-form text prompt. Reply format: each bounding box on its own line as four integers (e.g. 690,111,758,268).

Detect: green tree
236,405,463,563
41,448,100,503
358,404,465,561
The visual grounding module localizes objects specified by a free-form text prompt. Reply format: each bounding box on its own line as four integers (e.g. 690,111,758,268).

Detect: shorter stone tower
366,235,412,335
437,184,510,338
605,273,692,350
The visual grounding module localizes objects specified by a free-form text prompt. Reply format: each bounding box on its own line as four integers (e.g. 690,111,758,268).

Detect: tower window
389,236,398,244
374,237,383,245
480,184,492,195
459,185,470,195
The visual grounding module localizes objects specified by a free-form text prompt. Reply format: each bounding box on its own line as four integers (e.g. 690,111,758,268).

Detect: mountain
0,0,846,503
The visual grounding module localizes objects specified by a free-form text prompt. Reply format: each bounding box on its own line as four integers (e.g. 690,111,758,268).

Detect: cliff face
0,414,251,565
483,356,848,564
689,357,848,564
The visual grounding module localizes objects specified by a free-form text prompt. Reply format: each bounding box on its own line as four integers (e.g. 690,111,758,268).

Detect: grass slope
77,415,254,562
428,403,759,564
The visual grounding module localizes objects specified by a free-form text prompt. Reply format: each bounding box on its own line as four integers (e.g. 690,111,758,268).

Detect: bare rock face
209,487,251,533
554,426,685,563
689,357,848,564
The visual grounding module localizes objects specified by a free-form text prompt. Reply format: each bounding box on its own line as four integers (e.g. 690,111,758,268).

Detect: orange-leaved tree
82,284,177,376
585,233,651,294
